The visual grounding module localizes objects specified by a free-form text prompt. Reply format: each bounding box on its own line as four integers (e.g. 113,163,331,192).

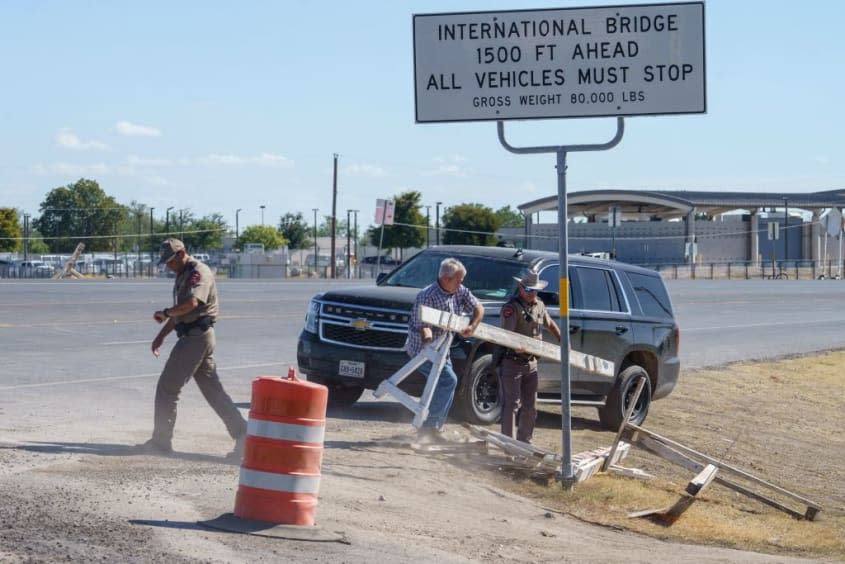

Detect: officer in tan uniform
139,238,246,458
499,270,561,443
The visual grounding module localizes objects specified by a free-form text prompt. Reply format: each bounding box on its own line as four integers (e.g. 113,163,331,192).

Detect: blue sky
0,0,842,231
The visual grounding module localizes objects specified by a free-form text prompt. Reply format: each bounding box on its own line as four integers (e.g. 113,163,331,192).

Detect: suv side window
571,266,624,312
625,272,674,319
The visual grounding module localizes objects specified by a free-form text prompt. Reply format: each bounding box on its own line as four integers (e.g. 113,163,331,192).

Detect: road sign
375,199,395,225
414,2,706,123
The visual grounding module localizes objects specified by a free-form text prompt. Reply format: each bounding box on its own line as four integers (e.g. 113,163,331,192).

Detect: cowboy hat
513,270,548,291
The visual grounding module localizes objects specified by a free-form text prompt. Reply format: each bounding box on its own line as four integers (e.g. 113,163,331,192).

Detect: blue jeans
417,358,458,429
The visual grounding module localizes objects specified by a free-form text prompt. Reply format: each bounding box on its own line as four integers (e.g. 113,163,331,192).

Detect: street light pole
260,205,266,226
351,209,359,278
346,209,352,279
312,208,319,271
23,213,30,261
435,201,442,246
235,208,242,248
166,206,174,236
149,207,155,277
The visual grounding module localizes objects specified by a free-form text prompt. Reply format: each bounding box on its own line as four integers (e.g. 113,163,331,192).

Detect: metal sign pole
497,118,625,489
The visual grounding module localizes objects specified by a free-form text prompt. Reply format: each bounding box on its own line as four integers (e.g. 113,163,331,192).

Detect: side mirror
376,272,388,285
538,290,559,305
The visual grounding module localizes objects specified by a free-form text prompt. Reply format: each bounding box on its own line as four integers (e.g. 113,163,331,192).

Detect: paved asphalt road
3,277,845,392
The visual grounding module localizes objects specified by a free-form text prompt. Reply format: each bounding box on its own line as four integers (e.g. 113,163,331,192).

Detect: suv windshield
379,252,527,300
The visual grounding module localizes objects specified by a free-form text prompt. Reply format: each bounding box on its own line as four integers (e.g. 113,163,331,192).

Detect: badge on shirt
188,266,201,287
502,304,515,318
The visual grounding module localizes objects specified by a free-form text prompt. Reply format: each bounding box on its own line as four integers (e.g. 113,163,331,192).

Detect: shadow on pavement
1,440,239,465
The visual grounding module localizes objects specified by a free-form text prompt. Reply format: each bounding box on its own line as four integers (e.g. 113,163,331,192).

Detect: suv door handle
569,325,580,334
615,325,629,334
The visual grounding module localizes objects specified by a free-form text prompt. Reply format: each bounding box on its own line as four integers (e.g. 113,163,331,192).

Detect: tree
183,213,226,252
316,215,348,238
35,178,125,253
0,208,20,252
238,225,288,251
495,205,524,228
366,191,426,254
443,203,500,246
279,212,310,249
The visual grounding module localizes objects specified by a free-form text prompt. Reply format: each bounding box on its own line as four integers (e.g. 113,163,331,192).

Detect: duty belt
504,351,536,363
175,316,214,337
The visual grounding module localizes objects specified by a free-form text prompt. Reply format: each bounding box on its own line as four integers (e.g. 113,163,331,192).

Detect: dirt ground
1,353,843,563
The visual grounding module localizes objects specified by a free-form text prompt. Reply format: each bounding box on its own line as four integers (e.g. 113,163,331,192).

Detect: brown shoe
225,435,246,462
138,438,173,455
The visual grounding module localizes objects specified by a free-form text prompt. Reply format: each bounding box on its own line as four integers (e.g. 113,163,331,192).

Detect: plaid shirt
405,281,480,357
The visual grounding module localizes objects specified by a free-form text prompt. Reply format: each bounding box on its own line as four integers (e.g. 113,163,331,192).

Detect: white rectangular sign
413,2,706,123
375,198,395,225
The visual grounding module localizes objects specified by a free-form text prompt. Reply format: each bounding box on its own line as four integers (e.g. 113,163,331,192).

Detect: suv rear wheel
597,365,652,430
455,354,501,424
305,373,364,408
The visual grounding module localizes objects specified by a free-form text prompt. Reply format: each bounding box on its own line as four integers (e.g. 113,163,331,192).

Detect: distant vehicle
305,254,345,270
93,258,126,276
15,260,55,277
193,253,211,263
360,255,401,266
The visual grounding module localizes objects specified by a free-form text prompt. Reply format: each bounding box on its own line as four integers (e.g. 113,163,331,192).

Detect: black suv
297,245,680,429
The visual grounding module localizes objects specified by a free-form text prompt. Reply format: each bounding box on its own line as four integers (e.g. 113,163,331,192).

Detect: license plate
338,360,365,378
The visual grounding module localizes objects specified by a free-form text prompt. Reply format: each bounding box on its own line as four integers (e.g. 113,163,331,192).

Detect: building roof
519,189,845,220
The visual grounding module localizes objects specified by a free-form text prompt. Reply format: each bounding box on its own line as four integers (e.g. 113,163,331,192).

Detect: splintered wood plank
686,464,718,496
419,305,614,377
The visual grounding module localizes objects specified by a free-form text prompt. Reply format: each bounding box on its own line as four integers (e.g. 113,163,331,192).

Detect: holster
175,316,214,337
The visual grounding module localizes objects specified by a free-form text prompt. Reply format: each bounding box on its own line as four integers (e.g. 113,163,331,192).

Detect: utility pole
312,208,319,272
436,201,442,246
782,197,789,272
425,205,431,247
351,209,359,278
330,153,338,279
260,205,266,226
166,206,174,236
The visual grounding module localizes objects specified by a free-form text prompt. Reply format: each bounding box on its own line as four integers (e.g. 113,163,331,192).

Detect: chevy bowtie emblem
350,318,371,331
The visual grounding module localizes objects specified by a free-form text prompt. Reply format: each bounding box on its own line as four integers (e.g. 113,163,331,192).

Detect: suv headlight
304,299,321,334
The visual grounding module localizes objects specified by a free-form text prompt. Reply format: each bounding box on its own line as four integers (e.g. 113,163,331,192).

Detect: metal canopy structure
520,189,845,221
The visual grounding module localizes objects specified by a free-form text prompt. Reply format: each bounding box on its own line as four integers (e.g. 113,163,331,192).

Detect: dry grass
485,351,845,560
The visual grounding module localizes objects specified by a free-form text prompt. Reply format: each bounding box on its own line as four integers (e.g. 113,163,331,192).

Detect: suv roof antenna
512,248,523,258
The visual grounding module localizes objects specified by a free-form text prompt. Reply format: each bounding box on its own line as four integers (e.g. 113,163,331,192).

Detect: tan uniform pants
152,327,246,444
499,356,538,443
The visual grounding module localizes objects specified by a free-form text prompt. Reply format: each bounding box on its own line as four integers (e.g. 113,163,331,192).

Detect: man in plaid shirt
406,257,484,443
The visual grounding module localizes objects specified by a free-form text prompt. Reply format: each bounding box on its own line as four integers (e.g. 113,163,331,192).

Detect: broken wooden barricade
607,378,824,522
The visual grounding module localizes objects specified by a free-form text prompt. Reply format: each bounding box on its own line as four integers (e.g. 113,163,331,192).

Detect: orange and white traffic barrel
234,368,327,525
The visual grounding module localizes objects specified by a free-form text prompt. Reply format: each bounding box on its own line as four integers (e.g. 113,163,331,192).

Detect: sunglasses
521,285,538,293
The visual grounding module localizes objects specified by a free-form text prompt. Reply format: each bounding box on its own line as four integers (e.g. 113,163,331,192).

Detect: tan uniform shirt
501,296,552,350
172,259,218,323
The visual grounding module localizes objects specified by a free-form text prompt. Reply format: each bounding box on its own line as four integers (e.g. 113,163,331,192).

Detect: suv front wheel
455,354,501,424
597,364,652,430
